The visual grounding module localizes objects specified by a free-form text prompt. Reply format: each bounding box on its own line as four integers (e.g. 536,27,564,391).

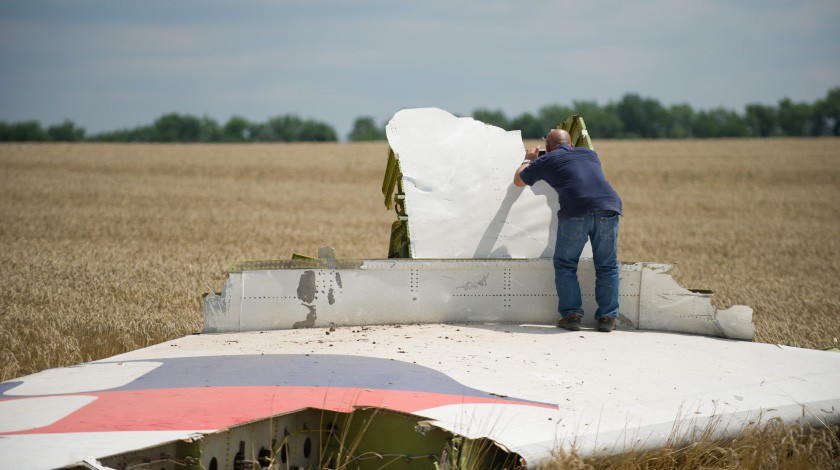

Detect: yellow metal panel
382,148,402,210
559,115,593,150
382,147,396,195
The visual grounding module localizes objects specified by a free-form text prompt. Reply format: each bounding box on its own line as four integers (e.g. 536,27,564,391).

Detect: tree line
0,113,338,143
471,86,840,139
2,87,838,143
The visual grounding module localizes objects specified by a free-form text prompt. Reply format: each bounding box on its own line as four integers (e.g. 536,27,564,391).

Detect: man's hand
514,147,539,187
524,147,540,161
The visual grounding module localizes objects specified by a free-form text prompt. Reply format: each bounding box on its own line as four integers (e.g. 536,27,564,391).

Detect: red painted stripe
3,386,554,435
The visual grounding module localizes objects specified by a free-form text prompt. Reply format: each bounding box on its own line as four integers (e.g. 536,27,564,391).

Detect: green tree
744,104,778,137
255,114,337,142
198,116,223,142
615,93,669,138
813,87,840,135
223,116,250,142
666,104,696,138
348,116,386,141
254,115,294,141
471,108,510,130
0,121,48,141
152,113,202,142
537,104,575,132
510,112,545,139
93,125,155,142
777,98,815,136
571,100,623,138
246,122,266,142
46,120,86,141
692,108,747,138
298,121,337,142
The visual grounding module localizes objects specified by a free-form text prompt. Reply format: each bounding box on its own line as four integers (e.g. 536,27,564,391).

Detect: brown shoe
597,316,616,332
558,314,582,331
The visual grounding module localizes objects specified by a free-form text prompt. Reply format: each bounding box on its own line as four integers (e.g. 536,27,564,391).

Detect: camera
538,149,546,156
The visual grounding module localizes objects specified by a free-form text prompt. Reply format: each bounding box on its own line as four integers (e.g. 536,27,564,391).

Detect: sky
1,0,838,140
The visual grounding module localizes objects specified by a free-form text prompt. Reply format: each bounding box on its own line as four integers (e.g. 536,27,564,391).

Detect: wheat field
1,139,839,381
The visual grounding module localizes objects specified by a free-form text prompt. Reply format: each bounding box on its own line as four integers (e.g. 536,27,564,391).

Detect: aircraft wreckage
1,108,838,470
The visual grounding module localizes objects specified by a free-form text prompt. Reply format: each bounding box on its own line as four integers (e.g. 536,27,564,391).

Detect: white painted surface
0,431,200,470
0,396,97,433
3,361,161,396
386,108,584,259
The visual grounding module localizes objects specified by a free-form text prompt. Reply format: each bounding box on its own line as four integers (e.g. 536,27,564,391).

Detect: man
513,129,622,332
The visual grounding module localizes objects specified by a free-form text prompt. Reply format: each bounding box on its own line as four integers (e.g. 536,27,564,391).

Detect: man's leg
554,215,590,323
590,210,620,322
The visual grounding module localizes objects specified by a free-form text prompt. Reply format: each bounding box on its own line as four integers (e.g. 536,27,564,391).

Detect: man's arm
513,147,540,187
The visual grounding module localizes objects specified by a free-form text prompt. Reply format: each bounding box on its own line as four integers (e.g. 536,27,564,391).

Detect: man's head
544,129,571,152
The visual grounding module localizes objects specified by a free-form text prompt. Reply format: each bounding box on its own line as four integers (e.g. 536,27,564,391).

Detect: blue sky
1,0,838,139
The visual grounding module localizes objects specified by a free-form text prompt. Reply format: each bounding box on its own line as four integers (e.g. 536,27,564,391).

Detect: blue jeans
553,210,620,320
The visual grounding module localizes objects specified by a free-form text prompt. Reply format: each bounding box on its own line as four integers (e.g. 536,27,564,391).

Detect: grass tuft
539,418,840,470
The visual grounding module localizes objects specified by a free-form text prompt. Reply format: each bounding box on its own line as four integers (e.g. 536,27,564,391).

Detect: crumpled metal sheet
386,107,589,259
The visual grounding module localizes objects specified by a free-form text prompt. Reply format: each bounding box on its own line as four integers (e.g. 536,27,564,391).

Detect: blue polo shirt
519,143,622,219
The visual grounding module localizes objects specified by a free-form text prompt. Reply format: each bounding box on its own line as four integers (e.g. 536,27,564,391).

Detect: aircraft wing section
2,325,838,469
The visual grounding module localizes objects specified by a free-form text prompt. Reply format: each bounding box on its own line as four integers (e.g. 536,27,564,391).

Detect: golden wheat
2,140,839,380
538,418,840,470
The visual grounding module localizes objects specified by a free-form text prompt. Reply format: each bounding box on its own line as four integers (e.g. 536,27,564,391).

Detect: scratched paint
456,273,489,291
294,270,318,328
292,304,317,329
296,270,316,303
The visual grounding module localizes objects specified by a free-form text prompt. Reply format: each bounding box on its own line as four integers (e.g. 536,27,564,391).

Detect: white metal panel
203,259,754,340
0,431,200,470
386,108,591,259
3,361,161,396
0,396,96,433
638,265,755,338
